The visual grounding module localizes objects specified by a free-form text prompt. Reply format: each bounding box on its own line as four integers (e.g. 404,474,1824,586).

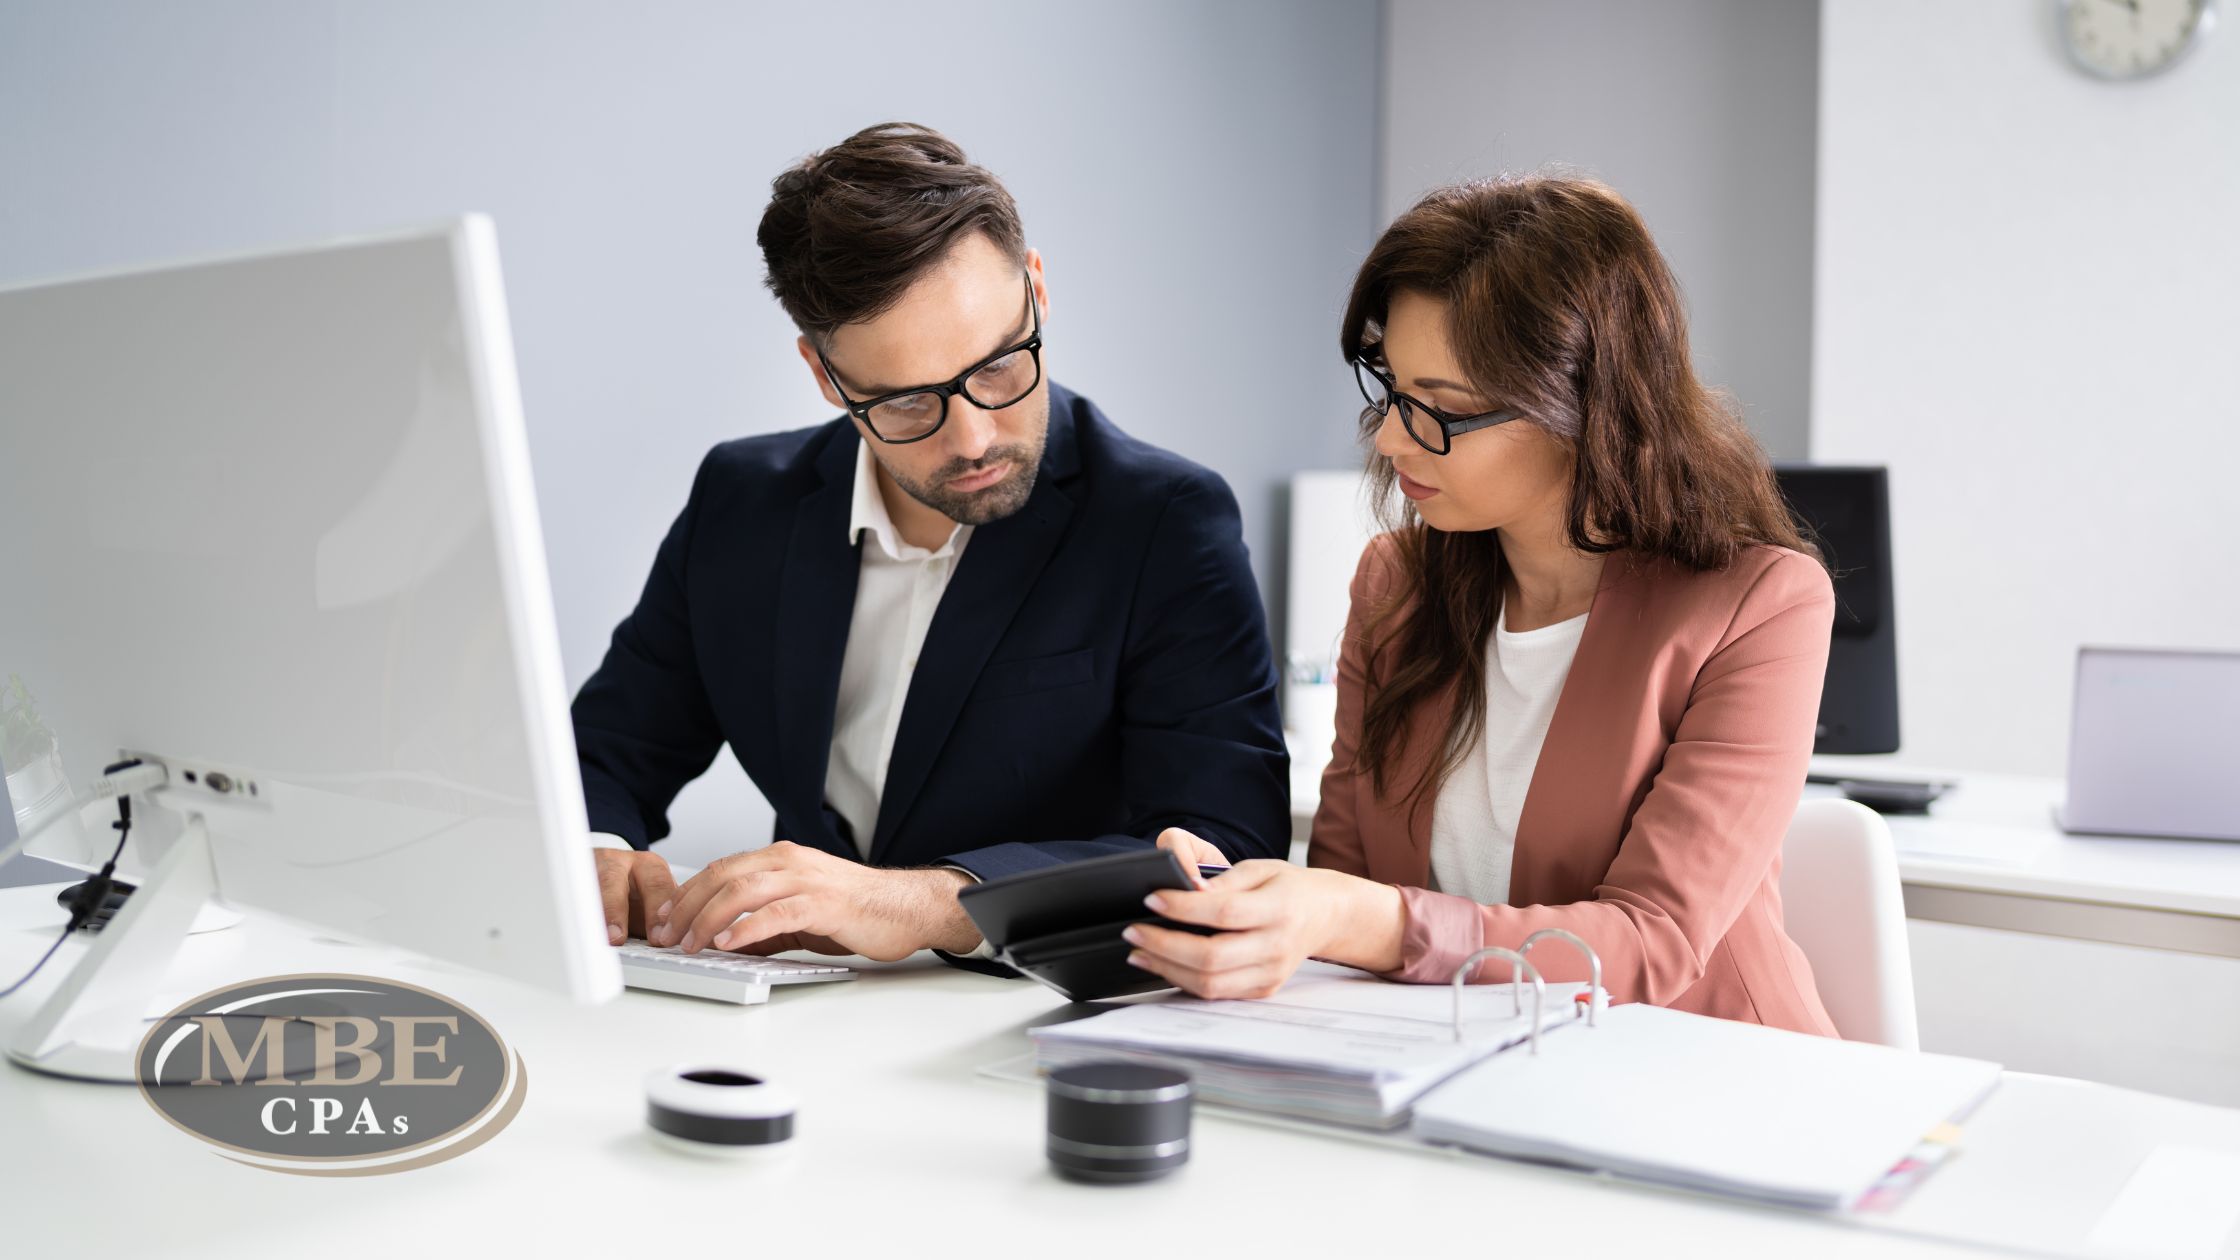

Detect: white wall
1379,0,1821,459
0,1,1379,867
1814,0,2240,775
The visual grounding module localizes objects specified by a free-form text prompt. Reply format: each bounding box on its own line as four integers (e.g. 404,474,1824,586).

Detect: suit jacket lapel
868,408,1080,862
771,425,862,858
1385,554,1636,897
1507,555,1641,903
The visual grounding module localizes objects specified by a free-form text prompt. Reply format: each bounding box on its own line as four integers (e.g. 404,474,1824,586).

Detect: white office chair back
1777,797,1920,1051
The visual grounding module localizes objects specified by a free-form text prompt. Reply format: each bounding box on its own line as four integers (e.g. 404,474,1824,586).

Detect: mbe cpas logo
134,973,526,1175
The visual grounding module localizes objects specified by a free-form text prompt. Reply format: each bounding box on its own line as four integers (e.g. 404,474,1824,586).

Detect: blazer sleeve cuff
1380,885,1490,985
938,865,1001,961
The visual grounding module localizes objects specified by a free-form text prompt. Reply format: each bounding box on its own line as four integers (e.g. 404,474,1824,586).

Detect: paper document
1030,961,1598,1129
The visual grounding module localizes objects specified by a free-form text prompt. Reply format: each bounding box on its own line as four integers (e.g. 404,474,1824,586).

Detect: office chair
1778,797,1921,1050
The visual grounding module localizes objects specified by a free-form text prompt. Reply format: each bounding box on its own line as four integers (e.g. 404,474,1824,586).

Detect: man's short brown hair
757,122,1027,346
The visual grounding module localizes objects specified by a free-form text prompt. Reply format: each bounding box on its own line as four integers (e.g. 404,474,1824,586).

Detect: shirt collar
849,436,965,562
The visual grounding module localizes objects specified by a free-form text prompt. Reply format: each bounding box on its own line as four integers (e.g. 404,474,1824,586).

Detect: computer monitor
0,219,620,1080
1773,465,1900,755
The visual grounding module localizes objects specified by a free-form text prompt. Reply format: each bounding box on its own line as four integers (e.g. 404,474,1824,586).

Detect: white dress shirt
1427,604,1588,906
822,437,972,856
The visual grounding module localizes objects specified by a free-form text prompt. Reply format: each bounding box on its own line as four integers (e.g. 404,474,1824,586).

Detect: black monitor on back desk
1774,464,1899,755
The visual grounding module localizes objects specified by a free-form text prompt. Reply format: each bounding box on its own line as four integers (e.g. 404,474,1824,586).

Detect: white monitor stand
7,787,221,1081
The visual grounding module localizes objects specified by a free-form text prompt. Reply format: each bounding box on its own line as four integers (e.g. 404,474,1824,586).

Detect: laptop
2057,647,2240,841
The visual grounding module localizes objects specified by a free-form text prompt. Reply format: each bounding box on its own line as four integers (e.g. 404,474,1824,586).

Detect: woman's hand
1153,827,1234,888
1123,861,1404,999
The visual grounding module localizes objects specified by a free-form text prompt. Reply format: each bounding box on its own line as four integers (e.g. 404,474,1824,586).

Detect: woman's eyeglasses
1352,349,1522,456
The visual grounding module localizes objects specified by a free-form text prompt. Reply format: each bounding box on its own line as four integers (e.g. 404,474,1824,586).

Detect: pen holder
1044,1063,1192,1183
645,1066,798,1159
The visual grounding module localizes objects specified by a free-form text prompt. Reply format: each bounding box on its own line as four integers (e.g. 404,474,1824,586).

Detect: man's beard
881,401,1048,527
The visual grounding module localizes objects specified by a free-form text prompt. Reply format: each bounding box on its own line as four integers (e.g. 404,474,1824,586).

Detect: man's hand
593,848,681,945
649,841,982,961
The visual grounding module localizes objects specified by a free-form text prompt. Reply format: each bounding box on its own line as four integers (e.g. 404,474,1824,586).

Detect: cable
0,758,168,867
0,760,143,1000
0,927,71,1001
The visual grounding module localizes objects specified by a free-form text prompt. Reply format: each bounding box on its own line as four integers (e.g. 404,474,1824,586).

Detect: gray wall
0,0,1380,866
1379,0,1820,459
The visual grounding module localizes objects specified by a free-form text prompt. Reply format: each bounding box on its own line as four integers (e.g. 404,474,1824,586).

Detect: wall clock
2060,0,2215,78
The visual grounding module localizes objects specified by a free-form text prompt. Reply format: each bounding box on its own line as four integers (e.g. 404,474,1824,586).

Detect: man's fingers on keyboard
721,930,802,956
729,931,850,957
712,896,813,952
594,852,630,944
634,861,680,938
678,872,802,952
659,869,728,948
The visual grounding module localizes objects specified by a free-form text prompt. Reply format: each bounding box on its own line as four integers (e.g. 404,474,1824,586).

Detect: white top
1428,604,1588,906
591,439,971,859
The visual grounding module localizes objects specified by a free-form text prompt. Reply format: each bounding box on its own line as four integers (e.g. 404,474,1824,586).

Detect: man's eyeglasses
817,272,1044,444
1352,349,1522,456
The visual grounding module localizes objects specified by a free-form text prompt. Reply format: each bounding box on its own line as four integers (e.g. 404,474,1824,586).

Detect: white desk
1805,758,2240,958
3,882,2239,1260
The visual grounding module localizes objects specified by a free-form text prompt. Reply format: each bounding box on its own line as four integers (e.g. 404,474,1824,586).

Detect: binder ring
1519,927,1602,1028
1449,947,1545,1053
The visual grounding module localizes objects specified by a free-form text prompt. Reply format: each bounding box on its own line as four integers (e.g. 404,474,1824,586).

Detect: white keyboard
615,940,856,1005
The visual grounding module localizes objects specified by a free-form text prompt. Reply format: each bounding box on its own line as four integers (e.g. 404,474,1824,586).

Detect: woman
1132,175,1838,1035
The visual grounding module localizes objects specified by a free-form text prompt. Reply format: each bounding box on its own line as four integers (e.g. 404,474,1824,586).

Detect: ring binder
1026,934,2006,1219
1449,934,1607,1050
1449,948,1544,1051
1520,928,1602,1028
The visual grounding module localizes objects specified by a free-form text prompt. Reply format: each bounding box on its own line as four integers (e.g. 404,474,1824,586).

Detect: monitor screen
1779,466,1885,640
1775,465,1899,754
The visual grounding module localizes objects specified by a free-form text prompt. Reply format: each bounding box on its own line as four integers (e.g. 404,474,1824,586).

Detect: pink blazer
1309,536,1840,1037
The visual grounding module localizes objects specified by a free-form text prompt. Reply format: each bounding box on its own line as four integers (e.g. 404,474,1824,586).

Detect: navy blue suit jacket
570,383,1290,883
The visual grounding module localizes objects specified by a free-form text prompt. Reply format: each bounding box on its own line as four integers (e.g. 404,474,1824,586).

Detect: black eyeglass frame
816,273,1044,445
1352,350,1523,456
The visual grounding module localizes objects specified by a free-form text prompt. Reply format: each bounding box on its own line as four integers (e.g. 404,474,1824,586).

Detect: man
574,122,1288,966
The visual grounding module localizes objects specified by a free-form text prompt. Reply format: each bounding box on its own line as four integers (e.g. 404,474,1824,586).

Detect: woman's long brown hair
1340,174,1818,816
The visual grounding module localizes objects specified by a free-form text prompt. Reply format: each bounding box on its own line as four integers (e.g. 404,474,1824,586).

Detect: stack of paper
1028,962,1595,1130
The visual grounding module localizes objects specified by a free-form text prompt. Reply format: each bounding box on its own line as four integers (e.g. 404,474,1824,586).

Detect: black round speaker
1044,1062,1192,1183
